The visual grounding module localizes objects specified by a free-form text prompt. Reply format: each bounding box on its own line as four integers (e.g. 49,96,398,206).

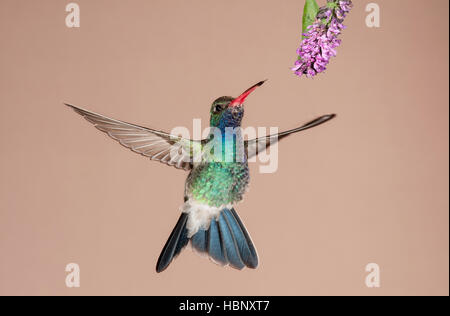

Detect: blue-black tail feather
208,219,227,265
156,213,189,273
217,212,245,269
223,209,258,268
192,207,258,270
191,229,207,253
156,208,258,272
230,208,258,266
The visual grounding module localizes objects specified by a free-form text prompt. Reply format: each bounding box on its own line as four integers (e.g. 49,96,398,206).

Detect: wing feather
245,114,336,159
65,103,199,170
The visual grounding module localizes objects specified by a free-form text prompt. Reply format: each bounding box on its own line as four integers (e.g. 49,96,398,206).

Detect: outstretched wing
245,114,336,159
65,103,201,170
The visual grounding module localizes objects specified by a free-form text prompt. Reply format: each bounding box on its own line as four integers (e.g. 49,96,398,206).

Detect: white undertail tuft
182,200,231,237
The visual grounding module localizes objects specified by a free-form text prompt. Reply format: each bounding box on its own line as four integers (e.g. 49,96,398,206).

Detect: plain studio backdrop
0,0,448,295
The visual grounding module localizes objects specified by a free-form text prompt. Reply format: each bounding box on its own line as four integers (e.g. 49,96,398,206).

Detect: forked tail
156,208,258,273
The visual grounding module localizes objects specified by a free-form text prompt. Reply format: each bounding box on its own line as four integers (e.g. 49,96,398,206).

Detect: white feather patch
182,200,231,238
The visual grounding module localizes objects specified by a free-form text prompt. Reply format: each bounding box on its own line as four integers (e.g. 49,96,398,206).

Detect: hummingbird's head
209,80,265,129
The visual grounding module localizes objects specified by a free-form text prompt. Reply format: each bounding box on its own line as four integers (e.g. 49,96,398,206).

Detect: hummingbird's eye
213,104,223,114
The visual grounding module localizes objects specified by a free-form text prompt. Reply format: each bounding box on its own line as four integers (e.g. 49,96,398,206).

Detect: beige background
0,0,448,296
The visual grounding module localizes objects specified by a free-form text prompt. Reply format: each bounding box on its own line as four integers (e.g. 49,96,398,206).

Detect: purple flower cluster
292,0,353,78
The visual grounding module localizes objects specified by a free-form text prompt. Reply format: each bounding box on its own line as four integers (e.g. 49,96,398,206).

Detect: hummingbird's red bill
229,80,266,107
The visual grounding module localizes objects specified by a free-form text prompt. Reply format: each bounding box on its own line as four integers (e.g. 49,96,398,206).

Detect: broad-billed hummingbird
65,80,335,272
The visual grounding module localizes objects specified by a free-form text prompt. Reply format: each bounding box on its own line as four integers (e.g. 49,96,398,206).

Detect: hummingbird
65,80,335,272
